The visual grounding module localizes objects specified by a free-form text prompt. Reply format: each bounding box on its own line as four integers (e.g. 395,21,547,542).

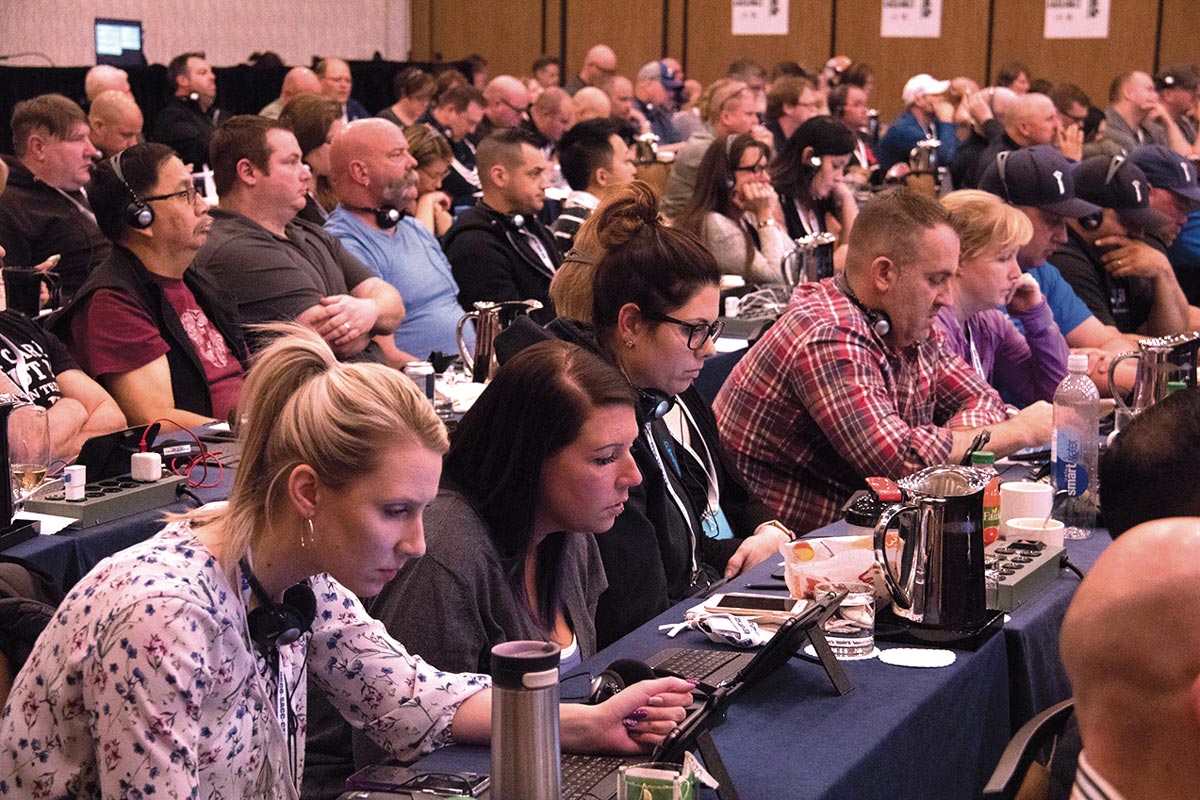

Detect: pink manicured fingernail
624,709,648,721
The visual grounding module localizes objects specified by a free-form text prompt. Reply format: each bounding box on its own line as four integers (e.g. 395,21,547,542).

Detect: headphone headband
110,150,155,230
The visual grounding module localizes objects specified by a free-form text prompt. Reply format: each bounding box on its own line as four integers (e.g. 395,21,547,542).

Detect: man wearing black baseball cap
1154,68,1200,144
1130,144,1200,306
1052,154,1192,336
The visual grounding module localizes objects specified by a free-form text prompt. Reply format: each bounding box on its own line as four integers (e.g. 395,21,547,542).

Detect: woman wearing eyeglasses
674,134,789,285
501,182,793,647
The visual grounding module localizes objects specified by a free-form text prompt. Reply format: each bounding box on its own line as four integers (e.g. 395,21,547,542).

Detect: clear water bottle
1052,354,1099,539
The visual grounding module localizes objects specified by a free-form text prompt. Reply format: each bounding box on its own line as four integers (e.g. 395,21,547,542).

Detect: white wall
0,0,412,67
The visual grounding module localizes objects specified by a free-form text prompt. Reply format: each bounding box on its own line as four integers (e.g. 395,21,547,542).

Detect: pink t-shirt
71,279,243,420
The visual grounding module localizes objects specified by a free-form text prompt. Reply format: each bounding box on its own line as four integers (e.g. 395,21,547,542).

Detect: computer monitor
95,18,146,67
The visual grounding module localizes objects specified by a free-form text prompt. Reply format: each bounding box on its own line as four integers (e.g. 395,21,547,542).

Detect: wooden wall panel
563,0,664,86
683,0,831,87
990,0,1159,110
835,0,990,121
1157,0,1200,73
426,0,545,79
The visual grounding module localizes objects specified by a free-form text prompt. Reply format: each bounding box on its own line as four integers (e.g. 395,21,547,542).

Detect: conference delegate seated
937,190,1069,405
279,94,346,224
53,143,247,427
500,182,793,647
673,133,789,285
303,340,638,797
0,324,692,799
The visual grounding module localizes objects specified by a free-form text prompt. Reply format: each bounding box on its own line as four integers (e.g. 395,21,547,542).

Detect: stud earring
625,340,634,348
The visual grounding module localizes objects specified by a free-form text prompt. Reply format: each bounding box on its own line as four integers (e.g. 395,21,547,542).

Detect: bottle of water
1052,354,1099,539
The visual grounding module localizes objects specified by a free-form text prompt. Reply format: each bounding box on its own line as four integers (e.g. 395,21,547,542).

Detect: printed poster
733,0,789,36
1045,0,1110,39
881,0,943,39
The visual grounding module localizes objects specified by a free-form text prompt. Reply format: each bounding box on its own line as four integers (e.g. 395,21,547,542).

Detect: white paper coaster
878,647,957,668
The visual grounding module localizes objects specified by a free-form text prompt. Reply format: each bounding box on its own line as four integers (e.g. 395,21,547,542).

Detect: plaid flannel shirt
714,278,1009,534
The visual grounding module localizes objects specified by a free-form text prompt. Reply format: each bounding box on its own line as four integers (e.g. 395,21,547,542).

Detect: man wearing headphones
442,127,560,324
325,119,471,365
52,142,246,428
1052,154,1194,337
715,189,1052,534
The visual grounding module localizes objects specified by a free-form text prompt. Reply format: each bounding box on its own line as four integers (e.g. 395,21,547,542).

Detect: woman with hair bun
280,94,345,222
0,324,692,799
502,181,794,646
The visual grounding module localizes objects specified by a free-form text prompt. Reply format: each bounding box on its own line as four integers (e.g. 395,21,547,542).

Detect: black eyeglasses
733,162,768,175
641,310,724,350
143,185,200,205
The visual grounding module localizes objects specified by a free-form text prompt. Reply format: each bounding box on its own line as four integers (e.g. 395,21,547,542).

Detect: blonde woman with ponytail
0,324,691,799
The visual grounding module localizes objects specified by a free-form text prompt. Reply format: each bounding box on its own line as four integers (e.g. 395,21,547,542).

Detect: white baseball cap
902,74,951,105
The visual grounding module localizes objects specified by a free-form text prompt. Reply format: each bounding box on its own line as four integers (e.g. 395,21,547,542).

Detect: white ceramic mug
1004,517,1066,547
999,481,1054,538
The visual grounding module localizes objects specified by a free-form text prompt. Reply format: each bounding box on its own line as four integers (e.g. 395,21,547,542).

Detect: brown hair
766,76,815,122
10,94,87,158
846,188,954,274
404,124,453,168
209,114,292,197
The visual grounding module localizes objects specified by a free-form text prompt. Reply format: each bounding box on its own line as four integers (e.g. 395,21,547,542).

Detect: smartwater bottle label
1054,458,1090,497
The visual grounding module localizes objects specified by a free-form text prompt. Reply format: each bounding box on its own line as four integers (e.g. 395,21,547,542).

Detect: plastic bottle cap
1167,380,1188,394
1067,353,1089,373
970,451,996,465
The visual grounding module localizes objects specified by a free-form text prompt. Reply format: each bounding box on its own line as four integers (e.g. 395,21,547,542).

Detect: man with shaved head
572,86,611,123
259,66,323,119
966,92,1070,187
524,87,573,151
473,75,530,144
317,56,369,122
564,44,617,97
83,65,130,103
442,127,558,322
88,90,143,158
325,119,468,362
1060,517,1200,799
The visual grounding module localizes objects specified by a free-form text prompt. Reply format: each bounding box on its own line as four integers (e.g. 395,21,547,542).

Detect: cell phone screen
713,594,796,612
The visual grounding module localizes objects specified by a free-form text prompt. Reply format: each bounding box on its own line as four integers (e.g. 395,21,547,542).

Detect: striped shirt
1071,752,1127,800
551,190,600,252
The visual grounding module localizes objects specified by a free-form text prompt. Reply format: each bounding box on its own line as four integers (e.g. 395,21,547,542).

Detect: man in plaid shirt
714,190,1053,533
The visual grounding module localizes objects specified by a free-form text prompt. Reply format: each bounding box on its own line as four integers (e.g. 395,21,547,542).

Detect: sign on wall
732,0,789,36
881,0,943,39
1045,0,1110,39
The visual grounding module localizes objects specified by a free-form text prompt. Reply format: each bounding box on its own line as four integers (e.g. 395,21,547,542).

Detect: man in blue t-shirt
978,146,1137,392
325,119,473,365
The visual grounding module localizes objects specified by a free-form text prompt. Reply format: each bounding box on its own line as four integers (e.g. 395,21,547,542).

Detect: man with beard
52,143,246,427
325,119,470,364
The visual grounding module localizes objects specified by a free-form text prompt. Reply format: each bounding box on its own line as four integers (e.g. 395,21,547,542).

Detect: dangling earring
300,517,315,549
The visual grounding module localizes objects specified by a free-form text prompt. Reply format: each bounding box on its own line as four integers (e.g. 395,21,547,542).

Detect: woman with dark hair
379,67,436,128
771,115,859,275
279,94,344,222
503,182,793,646
997,61,1032,95
674,134,789,284
403,124,455,236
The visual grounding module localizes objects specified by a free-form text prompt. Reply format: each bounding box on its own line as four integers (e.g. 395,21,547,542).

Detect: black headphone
587,658,661,704
1079,155,1126,231
110,151,155,230
836,272,892,338
240,558,317,652
343,204,404,229
994,150,1012,201
637,387,675,421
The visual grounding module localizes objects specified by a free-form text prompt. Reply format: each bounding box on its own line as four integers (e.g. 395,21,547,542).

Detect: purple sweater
934,301,1069,405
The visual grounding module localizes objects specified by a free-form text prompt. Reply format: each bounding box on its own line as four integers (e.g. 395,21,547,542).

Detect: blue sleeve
1030,263,1094,336
935,121,959,161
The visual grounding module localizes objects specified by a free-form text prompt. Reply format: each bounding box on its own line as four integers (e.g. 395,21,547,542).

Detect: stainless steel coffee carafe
781,232,838,287
1108,332,1200,416
456,299,543,383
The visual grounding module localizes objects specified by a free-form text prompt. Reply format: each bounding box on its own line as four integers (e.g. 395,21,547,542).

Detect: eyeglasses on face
733,162,768,175
640,310,724,350
143,185,200,205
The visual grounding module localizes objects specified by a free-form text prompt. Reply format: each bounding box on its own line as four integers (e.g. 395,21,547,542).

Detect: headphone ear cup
247,584,317,650
282,584,317,636
637,388,675,420
1080,211,1103,231
587,658,658,704
869,309,892,338
726,175,736,190
376,207,403,229
808,156,822,168
126,200,154,230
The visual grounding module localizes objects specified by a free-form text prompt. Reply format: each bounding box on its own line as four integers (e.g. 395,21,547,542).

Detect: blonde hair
941,189,1034,261
699,78,748,124
187,324,449,574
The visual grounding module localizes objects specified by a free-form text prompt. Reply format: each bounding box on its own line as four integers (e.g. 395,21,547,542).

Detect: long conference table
8,456,1108,798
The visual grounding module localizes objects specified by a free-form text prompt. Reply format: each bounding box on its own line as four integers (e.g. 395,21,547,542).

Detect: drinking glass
815,580,876,659
9,404,50,506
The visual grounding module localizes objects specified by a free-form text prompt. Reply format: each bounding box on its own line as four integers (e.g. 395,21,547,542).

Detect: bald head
531,87,573,143
1061,518,1200,798
329,118,416,213
580,44,618,87
88,90,143,158
1004,92,1060,147
573,86,612,122
84,65,130,102
280,67,322,105
483,75,530,128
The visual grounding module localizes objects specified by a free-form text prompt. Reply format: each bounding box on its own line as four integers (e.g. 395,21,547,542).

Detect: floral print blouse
0,520,489,799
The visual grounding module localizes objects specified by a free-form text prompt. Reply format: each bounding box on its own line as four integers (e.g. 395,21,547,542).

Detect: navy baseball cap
978,145,1101,217
1073,155,1169,231
1126,145,1200,204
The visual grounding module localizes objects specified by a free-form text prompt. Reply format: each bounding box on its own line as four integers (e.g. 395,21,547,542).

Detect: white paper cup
999,482,1054,537
1004,517,1065,547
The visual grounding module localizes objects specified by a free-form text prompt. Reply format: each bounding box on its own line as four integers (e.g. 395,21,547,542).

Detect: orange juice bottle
972,451,1001,545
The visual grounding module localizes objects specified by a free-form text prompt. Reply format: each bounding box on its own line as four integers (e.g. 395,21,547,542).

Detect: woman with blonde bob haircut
936,190,1069,404
0,324,691,799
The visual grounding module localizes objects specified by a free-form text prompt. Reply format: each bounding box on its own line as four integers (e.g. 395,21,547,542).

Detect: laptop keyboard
655,648,742,682
561,753,627,800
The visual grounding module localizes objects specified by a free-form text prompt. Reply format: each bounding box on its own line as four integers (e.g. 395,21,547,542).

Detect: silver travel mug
490,640,561,800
